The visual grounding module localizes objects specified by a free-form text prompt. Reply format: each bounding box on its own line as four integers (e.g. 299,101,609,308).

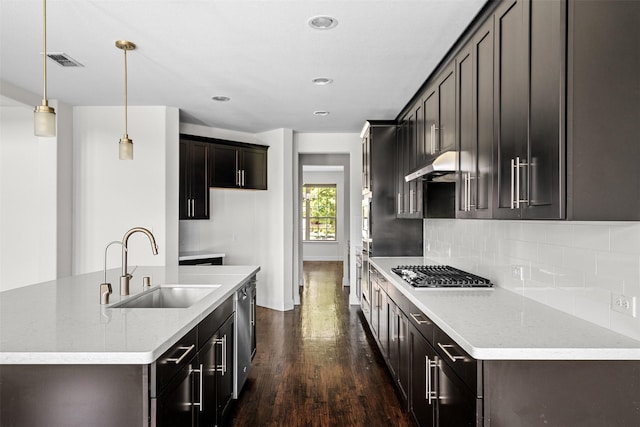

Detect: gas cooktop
391,265,493,288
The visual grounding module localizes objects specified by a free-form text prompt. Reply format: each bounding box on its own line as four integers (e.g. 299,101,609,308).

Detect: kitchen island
0,264,259,427
367,257,640,426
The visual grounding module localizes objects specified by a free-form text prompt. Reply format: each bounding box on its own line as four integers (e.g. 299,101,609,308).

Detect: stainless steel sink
110,285,221,309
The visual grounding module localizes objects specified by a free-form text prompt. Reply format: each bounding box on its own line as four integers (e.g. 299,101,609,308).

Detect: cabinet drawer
388,286,434,343
152,325,197,395
198,296,234,348
369,267,388,292
433,326,481,397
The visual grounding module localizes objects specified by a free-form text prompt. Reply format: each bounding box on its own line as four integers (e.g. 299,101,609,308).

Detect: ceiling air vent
46,52,84,67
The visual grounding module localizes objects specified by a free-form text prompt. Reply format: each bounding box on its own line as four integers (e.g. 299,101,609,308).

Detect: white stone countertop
0,265,259,365
178,250,226,261
370,257,640,360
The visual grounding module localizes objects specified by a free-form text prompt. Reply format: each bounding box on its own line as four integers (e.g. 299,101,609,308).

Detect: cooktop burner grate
391,265,493,288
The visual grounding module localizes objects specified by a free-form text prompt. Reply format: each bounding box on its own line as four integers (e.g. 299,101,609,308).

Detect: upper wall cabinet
210,142,268,190
180,136,210,220
421,64,456,159
493,0,565,220
397,106,423,218
457,17,495,219
566,0,640,220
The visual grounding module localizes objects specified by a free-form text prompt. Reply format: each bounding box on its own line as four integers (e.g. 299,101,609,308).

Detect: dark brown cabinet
397,107,423,218
366,265,481,427
493,0,565,219
211,142,268,190
422,64,456,159
566,0,640,220
362,131,371,195
361,120,422,256
409,324,437,427
213,315,235,425
371,270,389,357
154,297,235,427
180,137,210,220
457,18,494,219
389,302,410,403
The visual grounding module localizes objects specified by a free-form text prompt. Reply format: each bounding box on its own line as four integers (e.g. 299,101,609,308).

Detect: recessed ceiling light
211,96,230,102
313,111,330,116
312,77,333,85
308,16,338,30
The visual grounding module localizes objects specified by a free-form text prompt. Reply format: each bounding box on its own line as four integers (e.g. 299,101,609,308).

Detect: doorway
296,154,350,305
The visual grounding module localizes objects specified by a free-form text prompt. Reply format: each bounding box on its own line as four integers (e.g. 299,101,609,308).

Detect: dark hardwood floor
228,261,414,427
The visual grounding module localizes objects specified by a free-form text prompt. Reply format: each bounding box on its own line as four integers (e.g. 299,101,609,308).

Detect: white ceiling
0,0,487,134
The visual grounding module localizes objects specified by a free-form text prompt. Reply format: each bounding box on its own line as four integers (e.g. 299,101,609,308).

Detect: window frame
302,184,338,242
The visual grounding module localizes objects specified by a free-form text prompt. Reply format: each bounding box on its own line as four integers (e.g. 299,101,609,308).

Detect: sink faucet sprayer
120,227,159,296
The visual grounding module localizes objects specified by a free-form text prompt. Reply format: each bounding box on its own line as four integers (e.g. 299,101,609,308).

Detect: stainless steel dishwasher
234,277,256,398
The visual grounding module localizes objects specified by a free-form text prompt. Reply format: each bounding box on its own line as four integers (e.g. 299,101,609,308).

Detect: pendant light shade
34,0,56,137
34,104,56,137
119,136,133,160
116,40,136,160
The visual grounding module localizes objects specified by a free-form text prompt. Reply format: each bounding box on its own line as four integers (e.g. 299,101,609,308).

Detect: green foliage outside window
302,185,337,241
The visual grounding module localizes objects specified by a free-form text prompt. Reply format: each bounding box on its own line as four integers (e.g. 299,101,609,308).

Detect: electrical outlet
612,294,637,317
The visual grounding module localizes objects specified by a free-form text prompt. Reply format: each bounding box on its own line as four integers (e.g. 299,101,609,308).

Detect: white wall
0,105,57,291
302,170,345,262
295,133,362,305
424,219,640,340
0,81,73,291
72,106,179,279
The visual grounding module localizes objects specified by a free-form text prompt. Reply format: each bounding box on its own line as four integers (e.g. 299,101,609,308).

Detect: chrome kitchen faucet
120,227,159,296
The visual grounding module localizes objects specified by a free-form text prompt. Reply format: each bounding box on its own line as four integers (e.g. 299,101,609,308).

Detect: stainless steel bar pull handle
410,312,430,325
464,173,470,211
235,151,240,186
222,334,227,375
250,299,255,326
426,356,438,404
166,344,195,364
438,342,466,363
216,335,228,374
241,170,245,187
468,173,471,210
397,193,403,214
409,189,415,214
510,158,516,209
191,199,195,217
430,123,436,154
516,156,529,208
515,156,521,209
191,364,204,411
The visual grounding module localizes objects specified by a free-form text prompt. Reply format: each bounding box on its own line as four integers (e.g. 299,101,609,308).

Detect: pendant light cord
123,47,128,137
42,0,48,104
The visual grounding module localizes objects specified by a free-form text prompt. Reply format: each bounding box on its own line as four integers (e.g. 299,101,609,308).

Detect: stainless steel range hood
405,151,458,182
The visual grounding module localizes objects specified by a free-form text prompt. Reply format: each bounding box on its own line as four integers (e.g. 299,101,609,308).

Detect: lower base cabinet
153,298,235,427
409,324,481,427
363,265,640,427
0,288,254,427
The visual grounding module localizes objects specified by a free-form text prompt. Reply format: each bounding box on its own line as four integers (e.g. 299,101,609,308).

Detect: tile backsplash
424,219,640,341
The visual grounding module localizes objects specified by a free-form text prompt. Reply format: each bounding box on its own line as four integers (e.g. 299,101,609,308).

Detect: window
302,184,337,241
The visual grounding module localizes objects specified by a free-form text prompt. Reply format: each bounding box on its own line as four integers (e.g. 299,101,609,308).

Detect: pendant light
116,40,136,160
34,0,56,137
